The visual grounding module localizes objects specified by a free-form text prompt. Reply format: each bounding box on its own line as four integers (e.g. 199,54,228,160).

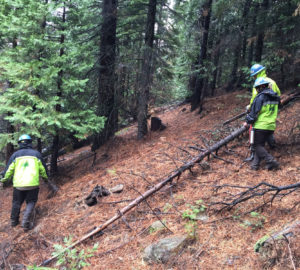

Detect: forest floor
0,90,299,270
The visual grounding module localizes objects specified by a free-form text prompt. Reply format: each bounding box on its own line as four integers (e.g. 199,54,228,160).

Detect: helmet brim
250,66,265,77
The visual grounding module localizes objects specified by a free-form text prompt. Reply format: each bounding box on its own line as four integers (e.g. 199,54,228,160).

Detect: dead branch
223,111,247,126
129,185,173,234
189,146,205,152
0,242,14,269
39,125,248,266
118,170,153,186
163,152,182,169
210,182,300,212
117,209,132,231
101,199,133,204
283,234,297,270
199,135,234,164
165,142,194,158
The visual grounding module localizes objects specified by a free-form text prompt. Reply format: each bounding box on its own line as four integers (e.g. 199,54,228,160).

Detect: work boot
11,219,19,227
250,151,260,170
244,151,254,162
22,202,35,231
265,160,279,171
250,164,259,171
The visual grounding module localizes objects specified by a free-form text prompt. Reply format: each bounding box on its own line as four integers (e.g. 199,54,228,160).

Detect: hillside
0,90,299,270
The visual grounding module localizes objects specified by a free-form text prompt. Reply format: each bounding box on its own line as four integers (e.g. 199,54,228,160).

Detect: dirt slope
0,90,299,270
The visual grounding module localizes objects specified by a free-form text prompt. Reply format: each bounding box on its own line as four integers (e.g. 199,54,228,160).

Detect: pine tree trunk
5,120,14,164
137,0,157,139
247,3,259,66
4,38,17,162
255,0,269,62
241,0,252,66
210,26,221,96
190,0,212,112
227,0,252,91
50,4,65,174
226,41,241,92
50,135,59,175
92,0,118,150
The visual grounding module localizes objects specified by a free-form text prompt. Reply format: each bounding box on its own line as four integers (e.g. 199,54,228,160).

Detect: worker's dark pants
249,126,276,150
11,188,39,226
267,133,276,149
251,129,276,169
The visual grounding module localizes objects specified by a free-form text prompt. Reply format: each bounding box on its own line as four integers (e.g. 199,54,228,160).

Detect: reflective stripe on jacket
246,88,280,131
250,70,281,105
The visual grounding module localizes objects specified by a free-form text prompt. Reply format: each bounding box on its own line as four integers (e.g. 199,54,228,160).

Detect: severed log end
151,117,167,131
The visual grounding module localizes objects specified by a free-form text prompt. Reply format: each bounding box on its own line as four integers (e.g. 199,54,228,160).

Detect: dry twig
283,234,297,270
210,182,300,212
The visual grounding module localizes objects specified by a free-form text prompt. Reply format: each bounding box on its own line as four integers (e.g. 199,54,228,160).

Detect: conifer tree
92,0,118,151
0,0,105,173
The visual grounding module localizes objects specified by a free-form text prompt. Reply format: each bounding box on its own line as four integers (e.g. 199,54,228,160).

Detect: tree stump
151,117,166,131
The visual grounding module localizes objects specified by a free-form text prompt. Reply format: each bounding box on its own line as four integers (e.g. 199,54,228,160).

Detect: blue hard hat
254,77,269,88
250,64,265,77
18,134,32,143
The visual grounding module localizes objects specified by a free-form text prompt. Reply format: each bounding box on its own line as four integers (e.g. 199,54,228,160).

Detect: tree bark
5,39,17,163
190,0,212,112
5,119,14,164
247,2,259,66
255,0,269,62
241,0,252,66
92,0,118,150
226,0,252,92
50,4,65,175
137,0,157,139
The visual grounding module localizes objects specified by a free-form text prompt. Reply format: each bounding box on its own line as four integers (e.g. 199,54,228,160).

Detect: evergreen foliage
0,0,105,150
0,0,299,165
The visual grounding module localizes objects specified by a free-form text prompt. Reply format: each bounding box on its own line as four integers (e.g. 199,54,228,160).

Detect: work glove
0,181,4,190
245,105,250,112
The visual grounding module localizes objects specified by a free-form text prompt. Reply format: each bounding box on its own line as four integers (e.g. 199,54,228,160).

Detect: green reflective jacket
1,147,48,188
250,70,281,105
246,89,280,131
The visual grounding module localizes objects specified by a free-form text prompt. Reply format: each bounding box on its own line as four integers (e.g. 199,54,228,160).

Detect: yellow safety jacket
1,146,48,188
250,70,281,105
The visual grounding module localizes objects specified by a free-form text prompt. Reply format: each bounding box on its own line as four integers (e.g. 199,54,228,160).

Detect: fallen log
279,90,300,107
223,111,247,126
39,124,249,266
